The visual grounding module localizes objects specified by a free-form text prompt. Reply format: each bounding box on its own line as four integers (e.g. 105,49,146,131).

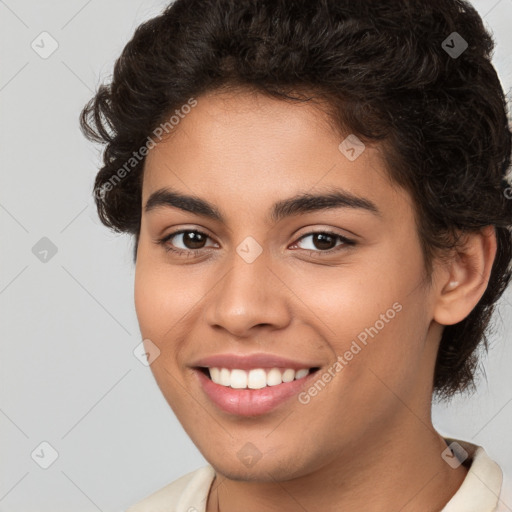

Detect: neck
207,418,468,512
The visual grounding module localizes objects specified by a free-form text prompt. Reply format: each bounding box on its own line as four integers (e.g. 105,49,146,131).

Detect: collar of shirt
441,437,502,512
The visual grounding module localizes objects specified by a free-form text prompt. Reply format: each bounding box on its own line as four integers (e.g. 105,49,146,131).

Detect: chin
202,445,316,483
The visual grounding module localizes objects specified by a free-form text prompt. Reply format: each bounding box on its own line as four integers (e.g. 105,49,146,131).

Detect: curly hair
80,0,512,402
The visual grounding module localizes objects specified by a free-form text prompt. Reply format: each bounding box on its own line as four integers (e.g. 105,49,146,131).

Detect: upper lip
191,353,321,370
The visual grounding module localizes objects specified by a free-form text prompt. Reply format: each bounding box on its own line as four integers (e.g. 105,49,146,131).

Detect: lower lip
194,368,318,416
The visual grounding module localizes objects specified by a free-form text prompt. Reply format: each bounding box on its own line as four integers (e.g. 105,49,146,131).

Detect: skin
134,89,497,512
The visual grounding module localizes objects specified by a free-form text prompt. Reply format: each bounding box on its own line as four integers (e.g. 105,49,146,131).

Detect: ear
433,226,497,326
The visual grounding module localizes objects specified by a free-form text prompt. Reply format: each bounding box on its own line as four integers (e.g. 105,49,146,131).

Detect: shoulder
126,465,216,512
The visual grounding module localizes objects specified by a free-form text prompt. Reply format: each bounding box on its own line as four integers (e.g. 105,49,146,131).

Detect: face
134,90,442,481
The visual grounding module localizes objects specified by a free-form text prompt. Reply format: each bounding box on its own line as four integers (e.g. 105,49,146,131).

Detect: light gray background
1,1,511,511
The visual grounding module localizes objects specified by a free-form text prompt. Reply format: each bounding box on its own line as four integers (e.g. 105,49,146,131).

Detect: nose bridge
206,241,290,334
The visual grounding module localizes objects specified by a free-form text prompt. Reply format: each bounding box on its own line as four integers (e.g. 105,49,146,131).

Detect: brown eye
179,231,208,249
311,233,337,250
158,229,217,256
294,231,355,253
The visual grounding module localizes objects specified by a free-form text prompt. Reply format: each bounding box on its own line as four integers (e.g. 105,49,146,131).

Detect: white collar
441,437,502,512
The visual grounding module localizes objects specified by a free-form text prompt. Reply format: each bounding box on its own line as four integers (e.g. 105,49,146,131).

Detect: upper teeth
208,367,311,389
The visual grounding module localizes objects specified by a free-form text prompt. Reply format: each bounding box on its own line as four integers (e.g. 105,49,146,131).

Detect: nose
204,248,292,338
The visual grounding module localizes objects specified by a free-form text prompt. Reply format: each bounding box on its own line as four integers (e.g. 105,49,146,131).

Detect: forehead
142,90,412,223
144,89,342,177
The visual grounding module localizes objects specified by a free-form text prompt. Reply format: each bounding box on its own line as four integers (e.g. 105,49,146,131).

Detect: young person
80,1,512,510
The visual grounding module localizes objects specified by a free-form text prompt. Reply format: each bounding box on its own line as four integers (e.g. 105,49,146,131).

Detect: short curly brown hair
80,0,512,402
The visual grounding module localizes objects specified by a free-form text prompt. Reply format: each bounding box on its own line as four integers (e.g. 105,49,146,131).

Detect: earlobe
433,226,497,326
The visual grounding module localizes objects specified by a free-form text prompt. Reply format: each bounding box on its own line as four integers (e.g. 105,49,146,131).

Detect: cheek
134,261,192,406
134,264,162,339
291,253,420,337
134,253,201,340
298,242,430,384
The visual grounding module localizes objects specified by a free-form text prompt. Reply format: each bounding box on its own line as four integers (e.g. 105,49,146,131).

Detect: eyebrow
144,186,381,223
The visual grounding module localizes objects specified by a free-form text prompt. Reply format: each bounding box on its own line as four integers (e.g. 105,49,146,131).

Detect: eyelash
156,229,356,258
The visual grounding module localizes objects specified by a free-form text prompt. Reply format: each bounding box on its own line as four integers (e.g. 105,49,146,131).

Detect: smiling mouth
197,366,321,389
